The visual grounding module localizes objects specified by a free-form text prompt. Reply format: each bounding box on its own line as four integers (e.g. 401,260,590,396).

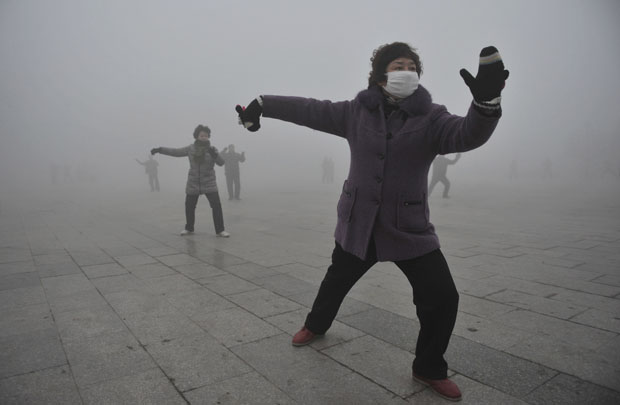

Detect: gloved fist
208,146,218,156
151,147,161,155
235,97,263,132
460,46,509,102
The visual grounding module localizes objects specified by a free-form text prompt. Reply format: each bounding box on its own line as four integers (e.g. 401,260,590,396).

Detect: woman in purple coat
236,42,508,401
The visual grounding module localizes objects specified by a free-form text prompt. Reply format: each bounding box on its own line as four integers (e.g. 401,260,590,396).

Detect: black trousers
305,240,459,380
184,193,224,233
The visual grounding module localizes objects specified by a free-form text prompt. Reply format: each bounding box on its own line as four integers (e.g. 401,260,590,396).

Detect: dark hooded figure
236,42,508,401
151,125,230,237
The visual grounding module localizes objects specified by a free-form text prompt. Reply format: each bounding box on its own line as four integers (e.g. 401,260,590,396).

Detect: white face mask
383,71,419,99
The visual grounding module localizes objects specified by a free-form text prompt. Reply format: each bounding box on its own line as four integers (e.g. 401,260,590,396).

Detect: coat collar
356,84,433,116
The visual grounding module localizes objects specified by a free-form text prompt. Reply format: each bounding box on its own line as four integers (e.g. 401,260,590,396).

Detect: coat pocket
337,180,357,223
396,192,429,232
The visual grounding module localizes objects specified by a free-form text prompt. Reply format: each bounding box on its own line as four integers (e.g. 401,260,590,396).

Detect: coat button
378,153,385,160
386,132,393,140
376,176,383,183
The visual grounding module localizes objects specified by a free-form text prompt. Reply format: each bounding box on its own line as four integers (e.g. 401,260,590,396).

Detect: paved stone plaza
1,180,619,404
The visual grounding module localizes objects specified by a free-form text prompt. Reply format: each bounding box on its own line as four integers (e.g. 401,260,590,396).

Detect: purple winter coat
262,85,500,261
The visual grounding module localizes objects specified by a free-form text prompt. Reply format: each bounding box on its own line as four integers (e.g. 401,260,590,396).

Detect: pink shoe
413,373,462,402
291,326,321,346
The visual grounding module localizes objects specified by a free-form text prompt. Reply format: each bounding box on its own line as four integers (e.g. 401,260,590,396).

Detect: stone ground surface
1,179,619,404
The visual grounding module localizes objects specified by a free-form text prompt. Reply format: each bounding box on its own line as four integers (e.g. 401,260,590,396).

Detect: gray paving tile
322,335,419,397
69,250,115,267
453,311,535,351
0,328,67,379
140,245,182,257
446,335,558,397
493,309,616,351
144,332,252,392
82,262,128,279
47,289,110,314
227,288,302,318
80,367,185,405
407,373,529,404
184,371,296,405
196,249,247,268
570,307,620,333
41,273,96,298
164,287,236,318
126,262,178,279
457,293,516,319
339,307,419,351
505,333,620,392
172,261,226,280
0,303,54,338
91,273,147,295
199,273,261,296
523,373,620,405
36,261,82,278
105,289,176,317
549,289,620,313
0,260,36,276
231,334,352,397
0,365,81,405
193,307,282,347
225,261,282,280
143,273,202,295
0,247,32,264
122,308,204,345
55,306,128,342
252,273,318,297
486,289,587,319
63,330,156,387
113,253,158,267
0,271,41,291
156,253,202,267
0,286,47,310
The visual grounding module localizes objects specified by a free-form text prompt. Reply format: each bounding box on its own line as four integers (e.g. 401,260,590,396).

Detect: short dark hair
193,124,211,139
368,42,423,88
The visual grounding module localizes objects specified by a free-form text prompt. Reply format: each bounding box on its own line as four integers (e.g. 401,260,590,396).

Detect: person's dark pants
148,174,160,191
225,172,241,199
304,240,459,380
184,192,225,233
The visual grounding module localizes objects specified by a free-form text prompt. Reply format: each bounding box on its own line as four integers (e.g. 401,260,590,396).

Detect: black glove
460,46,509,102
235,97,263,132
151,147,161,155
208,146,218,157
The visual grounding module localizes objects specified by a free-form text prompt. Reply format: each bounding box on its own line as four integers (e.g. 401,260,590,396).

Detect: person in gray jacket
151,125,230,237
236,42,508,401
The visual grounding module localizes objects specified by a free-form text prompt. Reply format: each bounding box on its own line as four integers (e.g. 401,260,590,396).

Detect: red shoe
413,373,462,402
291,326,320,346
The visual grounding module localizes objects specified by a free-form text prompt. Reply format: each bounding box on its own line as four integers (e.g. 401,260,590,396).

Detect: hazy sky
1,0,619,192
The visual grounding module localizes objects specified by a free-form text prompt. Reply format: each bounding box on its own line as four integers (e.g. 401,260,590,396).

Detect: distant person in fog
151,125,230,237
236,42,508,401
135,155,160,191
429,153,461,198
220,144,245,200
